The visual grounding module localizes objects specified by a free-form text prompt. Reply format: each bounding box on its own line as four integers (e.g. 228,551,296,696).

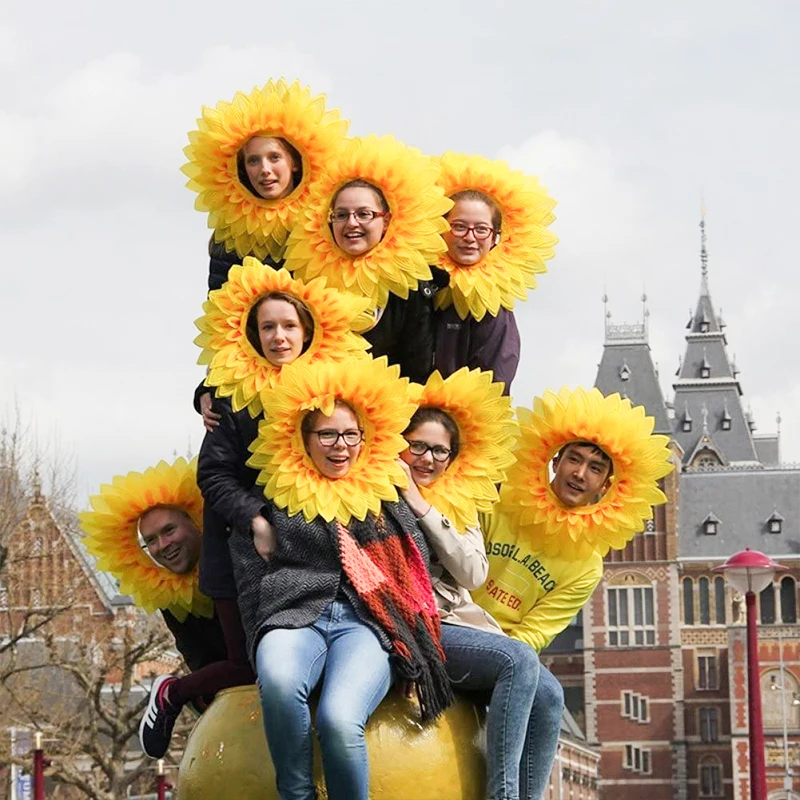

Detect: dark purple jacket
433,305,520,395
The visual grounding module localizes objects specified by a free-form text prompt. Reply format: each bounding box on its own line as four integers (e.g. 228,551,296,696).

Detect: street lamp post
714,547,787,800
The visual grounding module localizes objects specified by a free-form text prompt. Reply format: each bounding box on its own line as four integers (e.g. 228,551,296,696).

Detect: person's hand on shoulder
199,391,221,433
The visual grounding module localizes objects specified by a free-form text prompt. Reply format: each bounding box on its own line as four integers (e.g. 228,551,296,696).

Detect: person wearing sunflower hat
432,153,558,395
284,134,453,385
194,262,371,611
78,458,255,760
227,357,452,800
395,368,562,800
468,387,674,792
182,78,350,430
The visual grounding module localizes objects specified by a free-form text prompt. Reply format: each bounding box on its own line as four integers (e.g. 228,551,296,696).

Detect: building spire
700,202,709,290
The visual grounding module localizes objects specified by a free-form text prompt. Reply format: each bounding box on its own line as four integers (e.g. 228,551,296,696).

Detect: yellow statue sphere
178,686,486,799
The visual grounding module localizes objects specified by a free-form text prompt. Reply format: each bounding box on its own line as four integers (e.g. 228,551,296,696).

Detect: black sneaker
139,675,180,758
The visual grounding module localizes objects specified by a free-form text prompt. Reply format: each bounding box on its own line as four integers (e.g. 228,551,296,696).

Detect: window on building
683,418,692,432
30,588,41,607
683,577,695,624
780,577,797,624
698,653,718,690
622,691,649,723
699,577,711,624
0,586,7,609
703,514,720,535
767,511,783,534
721,417,731,431
32,537,43,555
624,744,652,774
699,757,723,797
607,585,656,646
699,707,719,742
714,577,726,624
760,584,776,624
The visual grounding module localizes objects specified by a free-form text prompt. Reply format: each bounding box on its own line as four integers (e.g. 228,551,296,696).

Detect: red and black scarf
336,511,453,721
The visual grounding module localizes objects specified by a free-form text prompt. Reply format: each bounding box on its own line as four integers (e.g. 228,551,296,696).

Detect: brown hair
404,407,460,461
448,189,502,233
300,400,361,447
245,292,315,356
237,136,303,198
331,179,390,213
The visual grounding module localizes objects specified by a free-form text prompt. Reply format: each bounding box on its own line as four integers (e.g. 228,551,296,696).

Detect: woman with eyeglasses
434,190,521,395
284,135,453,386
228,384,452,800
397,405,564,800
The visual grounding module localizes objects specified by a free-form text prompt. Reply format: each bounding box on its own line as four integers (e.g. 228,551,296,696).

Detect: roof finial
700,201,709,284
776,411,782,436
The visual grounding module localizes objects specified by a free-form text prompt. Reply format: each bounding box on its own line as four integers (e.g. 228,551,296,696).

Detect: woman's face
330,186,390,257
306,405,363,479
256,299,307,366
241,136,297,201
401,420,452,487
443,198,497,266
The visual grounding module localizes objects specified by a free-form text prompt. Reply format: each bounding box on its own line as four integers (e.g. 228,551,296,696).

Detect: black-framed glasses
405,439,451,462
448,221,495,240
329,208,388,224
312,429,364,447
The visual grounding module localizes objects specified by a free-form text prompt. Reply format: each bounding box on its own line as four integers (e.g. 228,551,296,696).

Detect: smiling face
241,136,298,200
401,420,453,487
443,197,498,266
138,507,202,575
256,298,308,366
330,185,390,257
551,442,612,508
304,404,363,479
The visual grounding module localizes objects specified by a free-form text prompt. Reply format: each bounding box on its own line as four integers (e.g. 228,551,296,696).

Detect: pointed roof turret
594,293,671,435
672,212,758,465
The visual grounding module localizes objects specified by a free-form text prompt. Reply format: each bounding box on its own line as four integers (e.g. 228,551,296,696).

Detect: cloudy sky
2,0,798,506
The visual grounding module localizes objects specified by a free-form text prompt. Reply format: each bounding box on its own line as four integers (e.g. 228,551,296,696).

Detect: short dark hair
300,400,360,448
403,407,460,461
245,292,315,356
331,179,390,213
555,440,614,477
447,189,502,233
236,136,303,198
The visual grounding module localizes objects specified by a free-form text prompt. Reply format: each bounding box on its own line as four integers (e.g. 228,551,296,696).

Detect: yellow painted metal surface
178,685,486,799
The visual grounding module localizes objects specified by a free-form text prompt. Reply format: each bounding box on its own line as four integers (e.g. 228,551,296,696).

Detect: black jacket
161,608,227,673
196,396,263,598
365,281,438,384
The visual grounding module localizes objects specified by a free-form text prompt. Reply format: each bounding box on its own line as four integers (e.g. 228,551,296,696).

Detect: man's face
551,443,612,508
138,507,202,575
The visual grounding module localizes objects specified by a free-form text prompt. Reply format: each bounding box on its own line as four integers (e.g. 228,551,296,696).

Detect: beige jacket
416,506,505,635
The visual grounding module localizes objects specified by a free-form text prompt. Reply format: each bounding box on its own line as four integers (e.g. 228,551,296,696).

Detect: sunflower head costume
247,357,417,523
182,78,348,262
407,368,517,533
284,134,453,310
79,457,212,620
434,152,558,321
499,387,674,560
194,259,372,417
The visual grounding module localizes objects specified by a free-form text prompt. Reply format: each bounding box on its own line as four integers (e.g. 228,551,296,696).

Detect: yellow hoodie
472,509,603,653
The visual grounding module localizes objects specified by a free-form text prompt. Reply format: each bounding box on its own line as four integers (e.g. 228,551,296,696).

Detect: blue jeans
255,600,392,800
441,624,564,800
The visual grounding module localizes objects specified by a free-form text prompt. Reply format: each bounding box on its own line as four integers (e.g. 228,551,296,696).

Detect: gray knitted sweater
229,495,432,665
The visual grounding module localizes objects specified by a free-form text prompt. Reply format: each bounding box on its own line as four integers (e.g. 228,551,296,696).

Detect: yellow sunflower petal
284,135,453,310
182,79,348,261
499,387,674,559
248,357,416,523
411,369,517,533
194,258,372,416
434,152,558,321
79,458,212,620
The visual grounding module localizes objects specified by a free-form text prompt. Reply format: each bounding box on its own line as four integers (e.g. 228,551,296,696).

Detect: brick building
545,218,800,799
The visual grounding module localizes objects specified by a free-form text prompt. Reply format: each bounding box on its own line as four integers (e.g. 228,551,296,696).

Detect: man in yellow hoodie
475,440,612,652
